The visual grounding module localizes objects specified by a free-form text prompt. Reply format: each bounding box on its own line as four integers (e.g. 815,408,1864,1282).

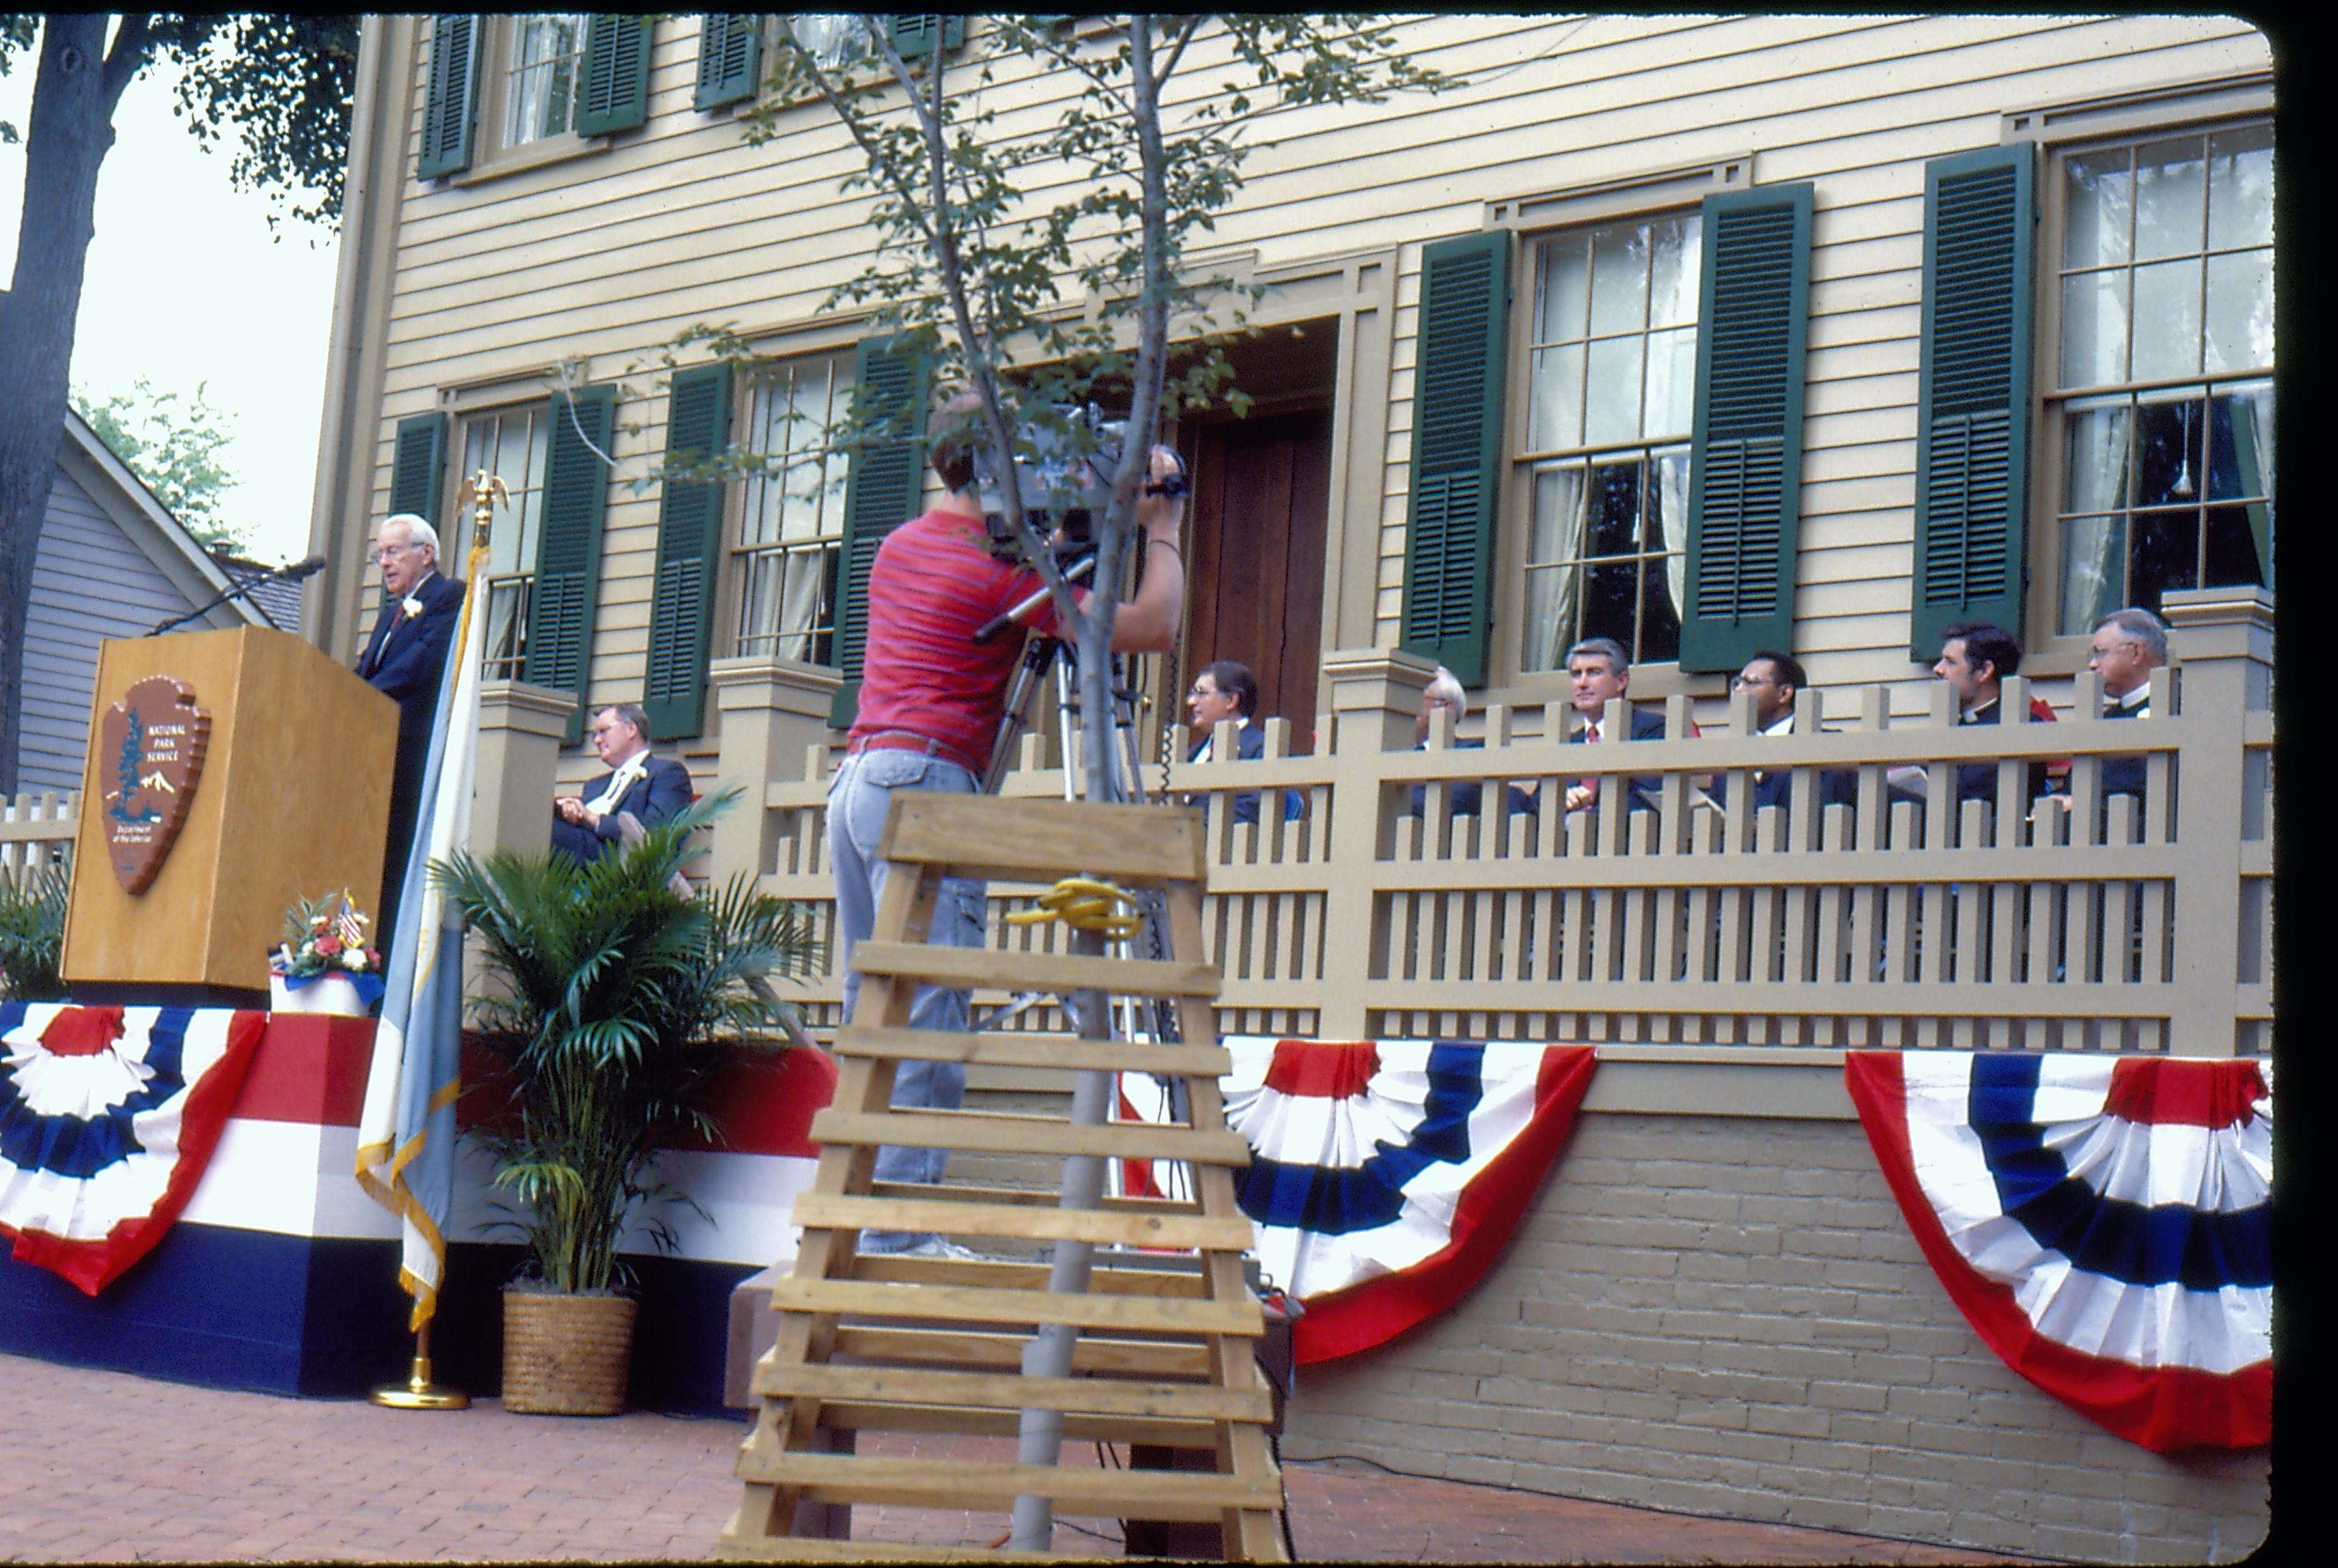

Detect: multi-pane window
734,353,855,662
2052,124,2273,633
1517,211,1702,670
504,14,588,146
458,406,553,679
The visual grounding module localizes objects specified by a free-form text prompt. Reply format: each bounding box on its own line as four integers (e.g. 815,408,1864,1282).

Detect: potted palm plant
0,851,71,1003
430,793,814,1415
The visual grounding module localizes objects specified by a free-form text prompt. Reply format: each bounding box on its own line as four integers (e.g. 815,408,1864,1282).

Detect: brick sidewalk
1,1352,2031,1562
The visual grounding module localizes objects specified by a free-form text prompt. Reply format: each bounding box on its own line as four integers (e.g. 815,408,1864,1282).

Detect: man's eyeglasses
1188,685,1221,699
1730,673,1776,688
367,542,419,564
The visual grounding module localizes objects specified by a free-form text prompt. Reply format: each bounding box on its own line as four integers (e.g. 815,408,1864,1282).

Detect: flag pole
364,468,506,1413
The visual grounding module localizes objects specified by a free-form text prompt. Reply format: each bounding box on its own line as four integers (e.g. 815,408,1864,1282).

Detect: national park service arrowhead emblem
98,674,212,894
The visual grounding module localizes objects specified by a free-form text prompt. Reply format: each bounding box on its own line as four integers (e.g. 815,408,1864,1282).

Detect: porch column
472,681,577,859
1314,647,1437,1036
708,656,842,884
2159,585,2275,1058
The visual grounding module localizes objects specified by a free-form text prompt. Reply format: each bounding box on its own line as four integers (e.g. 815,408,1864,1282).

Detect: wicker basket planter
500,1288,638,1416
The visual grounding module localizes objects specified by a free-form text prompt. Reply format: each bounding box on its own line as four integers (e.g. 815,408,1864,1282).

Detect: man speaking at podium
357,513,464,934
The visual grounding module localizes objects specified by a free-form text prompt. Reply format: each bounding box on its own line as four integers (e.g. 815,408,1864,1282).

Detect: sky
1,49,343,566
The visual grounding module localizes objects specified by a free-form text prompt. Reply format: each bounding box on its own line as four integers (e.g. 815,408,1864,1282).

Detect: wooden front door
1182,407,1331,754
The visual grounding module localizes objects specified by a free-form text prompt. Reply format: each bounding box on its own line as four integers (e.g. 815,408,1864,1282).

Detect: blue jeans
828,747,987,1252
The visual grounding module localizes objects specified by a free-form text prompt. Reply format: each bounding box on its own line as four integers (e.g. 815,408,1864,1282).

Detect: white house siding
18,466,207,795
351,13,2271,749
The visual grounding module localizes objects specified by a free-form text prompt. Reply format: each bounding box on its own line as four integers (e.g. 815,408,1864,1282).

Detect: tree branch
99,13,154,109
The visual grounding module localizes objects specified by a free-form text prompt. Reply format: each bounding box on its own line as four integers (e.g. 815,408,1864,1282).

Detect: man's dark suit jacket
550,754,694,864
1564,706,1667,811
2098,693,2148,798
358,572,465,931
1707,722,1857,820
1408,737,1540,819
1187,722,1303,824
1951,694,2058,810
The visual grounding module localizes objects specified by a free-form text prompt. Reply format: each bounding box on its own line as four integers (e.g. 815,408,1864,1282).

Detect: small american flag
331,893,368,949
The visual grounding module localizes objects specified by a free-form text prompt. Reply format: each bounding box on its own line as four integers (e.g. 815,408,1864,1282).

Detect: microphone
148,553,329,636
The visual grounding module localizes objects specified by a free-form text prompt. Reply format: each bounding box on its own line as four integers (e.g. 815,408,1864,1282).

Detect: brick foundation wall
1276,1112,2269,1564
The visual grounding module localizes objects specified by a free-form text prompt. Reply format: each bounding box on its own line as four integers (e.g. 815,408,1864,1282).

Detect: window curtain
1524,466,1588,671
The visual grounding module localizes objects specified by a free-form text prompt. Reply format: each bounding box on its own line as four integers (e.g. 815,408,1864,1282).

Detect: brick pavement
2,1352,2035,1562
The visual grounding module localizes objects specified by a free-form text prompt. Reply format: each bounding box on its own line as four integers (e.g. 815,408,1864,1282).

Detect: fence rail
1,792,76,887
745,590,2273,1059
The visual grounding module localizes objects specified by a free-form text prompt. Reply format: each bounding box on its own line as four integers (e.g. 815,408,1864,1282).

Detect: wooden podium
62,625,397,993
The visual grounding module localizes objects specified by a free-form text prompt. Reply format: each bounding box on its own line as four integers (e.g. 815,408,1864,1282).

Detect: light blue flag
355,544,489,1329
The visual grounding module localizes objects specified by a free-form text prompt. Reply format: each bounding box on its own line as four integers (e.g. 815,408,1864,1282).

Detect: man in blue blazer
358,513,466,935
1560,637,1672,813
551,702,694,864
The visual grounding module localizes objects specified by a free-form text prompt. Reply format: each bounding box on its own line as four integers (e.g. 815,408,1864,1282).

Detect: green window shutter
577,14,651,136
1679,183,1814,674
887,15,965,57
526,385,618,742
644,364,734,741
390,412,448,528
1911,146,2036,656
1399,231,1511,689
694,14,762,110
418,16,481,179
829,336,933,730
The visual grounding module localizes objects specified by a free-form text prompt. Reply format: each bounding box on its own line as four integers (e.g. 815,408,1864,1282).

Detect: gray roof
212,554,308,633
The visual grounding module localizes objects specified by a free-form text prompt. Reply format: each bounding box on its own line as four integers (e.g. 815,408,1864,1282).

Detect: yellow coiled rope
1004,877,1145,940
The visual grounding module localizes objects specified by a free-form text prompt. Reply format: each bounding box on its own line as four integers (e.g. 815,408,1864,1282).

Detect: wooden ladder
720,793,1285,1562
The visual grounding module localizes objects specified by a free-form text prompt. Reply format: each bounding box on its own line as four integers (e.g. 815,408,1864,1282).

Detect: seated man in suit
551,702,694,864
2083,607,2167,798
1925,621,2060,811
358,512,466,936
1184,660,1301,824
1713,650,1855,821
1407,664,1539,818
1560,637,1672,813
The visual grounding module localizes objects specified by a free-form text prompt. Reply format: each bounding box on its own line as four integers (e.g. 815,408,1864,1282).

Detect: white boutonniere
401,598,424,620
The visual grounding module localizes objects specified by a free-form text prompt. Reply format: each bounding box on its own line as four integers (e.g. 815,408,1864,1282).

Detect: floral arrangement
271,892,387,1003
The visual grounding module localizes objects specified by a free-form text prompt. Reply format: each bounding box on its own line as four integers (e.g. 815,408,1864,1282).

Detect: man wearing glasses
357,513,466,934
552,702,692,864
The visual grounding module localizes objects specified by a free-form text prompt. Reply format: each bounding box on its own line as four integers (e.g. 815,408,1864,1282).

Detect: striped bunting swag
1847,1051,2271,1451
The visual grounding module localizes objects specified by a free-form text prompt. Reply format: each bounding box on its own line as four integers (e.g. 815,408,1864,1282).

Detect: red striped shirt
849,509,1085,775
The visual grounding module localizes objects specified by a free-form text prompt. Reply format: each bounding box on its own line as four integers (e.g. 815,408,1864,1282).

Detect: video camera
972,402,1189,560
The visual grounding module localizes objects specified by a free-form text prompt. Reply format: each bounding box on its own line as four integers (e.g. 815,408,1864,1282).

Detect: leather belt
844,730,983,775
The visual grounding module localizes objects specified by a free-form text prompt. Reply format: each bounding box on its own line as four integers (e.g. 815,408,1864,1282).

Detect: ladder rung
792,1401,1230,1449
754,1361,1272,1424
827,1326,1212,1377
793,1194,1255,1252
809,1109,1252,1166
867,1179,1207,1219
877,793,1207,885
768,1276,1263,1337
837,1024,1232,1079
735,1453,1282,1521
852,942,1222,1001
849,1253,1209,1298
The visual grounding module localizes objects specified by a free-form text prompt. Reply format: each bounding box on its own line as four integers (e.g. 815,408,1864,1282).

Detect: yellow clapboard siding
767,1275,1265,1338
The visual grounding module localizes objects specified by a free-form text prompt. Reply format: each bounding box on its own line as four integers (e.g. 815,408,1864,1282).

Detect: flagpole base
370,1354,470,1410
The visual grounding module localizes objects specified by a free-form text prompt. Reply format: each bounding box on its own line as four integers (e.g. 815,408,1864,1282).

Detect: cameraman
830,392,1187,1256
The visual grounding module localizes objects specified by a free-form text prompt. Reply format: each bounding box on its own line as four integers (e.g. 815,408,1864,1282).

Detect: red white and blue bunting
1847,1050,2271,1451
1202,1038,1595,1364
0,1003,266,1295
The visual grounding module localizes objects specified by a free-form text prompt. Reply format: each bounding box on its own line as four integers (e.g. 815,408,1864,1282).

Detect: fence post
708,657,842,887
1314,647,1436,1037
473,681,578,859
2160,585,2274,1058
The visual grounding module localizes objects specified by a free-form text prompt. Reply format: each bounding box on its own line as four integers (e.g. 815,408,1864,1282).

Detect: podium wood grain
62,626,398,989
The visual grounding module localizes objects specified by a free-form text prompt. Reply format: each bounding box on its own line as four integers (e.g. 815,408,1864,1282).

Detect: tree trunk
0,15,138,795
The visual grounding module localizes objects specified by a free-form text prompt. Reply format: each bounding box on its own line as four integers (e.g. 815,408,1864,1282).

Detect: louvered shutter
418,16,481,179
1399,232,1511,689
829,337,932,729
577,14,651,136
644,365,733,740
887,15,965,57
1679,184,1814,673
695,14,762,110
526,386,618,742
1911,146,2036,656
390,412,448,527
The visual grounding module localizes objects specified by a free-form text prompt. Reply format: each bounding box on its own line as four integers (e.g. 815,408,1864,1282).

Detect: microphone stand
149,557,324,637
